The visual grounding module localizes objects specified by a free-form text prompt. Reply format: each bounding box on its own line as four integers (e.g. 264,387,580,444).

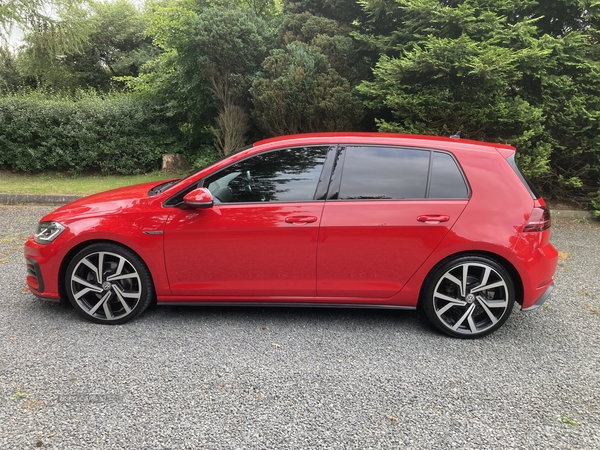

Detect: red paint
25,133,558,315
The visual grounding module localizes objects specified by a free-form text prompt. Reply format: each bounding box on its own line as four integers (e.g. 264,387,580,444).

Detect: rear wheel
65,243,154,324
421,255,515,338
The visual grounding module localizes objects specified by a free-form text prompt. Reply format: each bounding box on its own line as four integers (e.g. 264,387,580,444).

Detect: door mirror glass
183,187,214,208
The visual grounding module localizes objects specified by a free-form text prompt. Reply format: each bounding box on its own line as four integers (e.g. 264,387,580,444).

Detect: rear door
317,146,469,299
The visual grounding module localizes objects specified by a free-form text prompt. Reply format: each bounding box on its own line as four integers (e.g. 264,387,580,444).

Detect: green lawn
0,171,182,196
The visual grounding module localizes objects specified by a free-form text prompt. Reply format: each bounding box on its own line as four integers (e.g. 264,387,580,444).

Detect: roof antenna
450,131,461,139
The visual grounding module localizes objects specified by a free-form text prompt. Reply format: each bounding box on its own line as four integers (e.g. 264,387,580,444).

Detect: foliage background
0,91,185,174
1,0,600,214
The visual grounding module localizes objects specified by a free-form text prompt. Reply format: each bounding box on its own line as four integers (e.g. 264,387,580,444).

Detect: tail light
523,206,551,232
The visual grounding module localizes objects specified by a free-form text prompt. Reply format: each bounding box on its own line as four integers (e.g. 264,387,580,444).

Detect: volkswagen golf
24,133,558,338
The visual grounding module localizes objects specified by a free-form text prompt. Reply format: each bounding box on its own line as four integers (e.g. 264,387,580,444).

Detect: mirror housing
183,187,214,208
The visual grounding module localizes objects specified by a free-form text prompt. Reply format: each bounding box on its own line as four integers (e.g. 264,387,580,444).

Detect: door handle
285,216,318,224
417,215,450,224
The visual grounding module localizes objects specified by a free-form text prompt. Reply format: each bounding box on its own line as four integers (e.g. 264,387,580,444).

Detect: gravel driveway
1,205,598,449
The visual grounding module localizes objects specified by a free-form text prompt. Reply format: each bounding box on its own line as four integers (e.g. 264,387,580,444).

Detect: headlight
34,221,66,244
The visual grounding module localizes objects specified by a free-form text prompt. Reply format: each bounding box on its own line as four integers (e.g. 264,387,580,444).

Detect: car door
317,146,469,299
164,146,332,298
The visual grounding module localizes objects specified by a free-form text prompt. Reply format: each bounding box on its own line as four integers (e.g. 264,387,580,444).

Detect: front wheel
65,243,154,324
421,255,515,338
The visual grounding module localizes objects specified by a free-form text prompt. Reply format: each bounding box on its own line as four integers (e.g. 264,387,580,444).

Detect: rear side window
331,146,469,200
337,146,430,200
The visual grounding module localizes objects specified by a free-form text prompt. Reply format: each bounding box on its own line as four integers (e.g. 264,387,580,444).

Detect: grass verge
0,171,183,196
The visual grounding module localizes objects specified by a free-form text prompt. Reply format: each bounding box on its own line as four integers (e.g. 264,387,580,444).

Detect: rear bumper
522,282,554,311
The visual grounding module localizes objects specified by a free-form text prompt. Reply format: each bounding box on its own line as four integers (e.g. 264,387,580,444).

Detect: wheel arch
417,250,524,307
58,239,157,302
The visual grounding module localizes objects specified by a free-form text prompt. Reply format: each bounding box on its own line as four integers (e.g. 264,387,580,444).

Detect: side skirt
156,302,416,310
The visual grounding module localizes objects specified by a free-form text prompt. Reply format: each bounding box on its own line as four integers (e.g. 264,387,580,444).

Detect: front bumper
26,257,45,293
24,237,62,301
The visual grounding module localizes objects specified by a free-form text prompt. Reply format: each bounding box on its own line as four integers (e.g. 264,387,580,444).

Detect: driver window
203,146,329,203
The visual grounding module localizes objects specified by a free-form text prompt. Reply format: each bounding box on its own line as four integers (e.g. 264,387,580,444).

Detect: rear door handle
285,216,318,224
417,215,450,224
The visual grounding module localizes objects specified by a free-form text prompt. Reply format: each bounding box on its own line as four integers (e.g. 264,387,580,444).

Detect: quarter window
428,152,469,199
204,146,328,203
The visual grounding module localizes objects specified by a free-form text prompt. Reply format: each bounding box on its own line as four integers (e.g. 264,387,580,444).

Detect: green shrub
592,190,600,219
0,91,187,175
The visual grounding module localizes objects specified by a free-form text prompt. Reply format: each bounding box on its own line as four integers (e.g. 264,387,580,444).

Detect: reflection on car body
24,133,558,338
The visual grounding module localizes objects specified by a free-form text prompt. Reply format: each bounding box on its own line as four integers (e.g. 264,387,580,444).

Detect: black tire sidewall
421,255,515,339
65,243,154,325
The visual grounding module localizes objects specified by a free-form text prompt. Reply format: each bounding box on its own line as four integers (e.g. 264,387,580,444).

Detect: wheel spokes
89,291,112,316
113,285,133,314
81,258,101,283
71,251,141,321
433,262,510,335
97,252,105,283
476,297,499,325
451,303,476,331
72,275,103,294
106,272,138,282
441,272,465,297
470,280,507,293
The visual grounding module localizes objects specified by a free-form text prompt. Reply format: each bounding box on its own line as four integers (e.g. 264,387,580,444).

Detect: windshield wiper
149,180,179,196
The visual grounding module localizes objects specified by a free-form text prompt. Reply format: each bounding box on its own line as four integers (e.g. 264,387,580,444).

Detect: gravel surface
1,205,598,449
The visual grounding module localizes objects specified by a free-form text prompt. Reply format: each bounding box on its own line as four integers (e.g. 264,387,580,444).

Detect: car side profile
24,133,558,338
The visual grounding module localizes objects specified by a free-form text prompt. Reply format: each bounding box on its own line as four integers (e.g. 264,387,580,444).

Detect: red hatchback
24,133,558,338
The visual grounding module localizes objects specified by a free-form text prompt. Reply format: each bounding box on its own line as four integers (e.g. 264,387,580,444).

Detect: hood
42,180,169,222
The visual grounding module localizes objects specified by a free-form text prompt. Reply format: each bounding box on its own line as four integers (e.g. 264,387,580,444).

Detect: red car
24,133,558,338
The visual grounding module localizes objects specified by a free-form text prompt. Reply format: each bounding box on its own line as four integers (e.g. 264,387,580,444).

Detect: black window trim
506,153,539,200
164,145,335,207
325,144,471,202
325,145,347,200
314,145,339,200
427,150,471,200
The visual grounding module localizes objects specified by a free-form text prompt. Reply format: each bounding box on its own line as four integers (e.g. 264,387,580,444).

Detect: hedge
0,91,187,175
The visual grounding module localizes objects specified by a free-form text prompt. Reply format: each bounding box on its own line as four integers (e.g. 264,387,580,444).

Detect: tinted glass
337,146,430,200
429,152,469,199
204,147,328,203
506,153,540,199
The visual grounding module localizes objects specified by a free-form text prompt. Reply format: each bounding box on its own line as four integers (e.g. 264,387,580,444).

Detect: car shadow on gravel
145,303,428,332
24,296,532,340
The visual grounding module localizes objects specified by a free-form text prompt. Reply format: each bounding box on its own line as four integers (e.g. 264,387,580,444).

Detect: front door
164,146,330,298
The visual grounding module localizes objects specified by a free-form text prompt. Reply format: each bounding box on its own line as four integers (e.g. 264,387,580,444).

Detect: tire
421,255,515,338
65,243,154,324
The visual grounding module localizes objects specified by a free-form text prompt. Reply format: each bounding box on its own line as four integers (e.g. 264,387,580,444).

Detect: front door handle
285,216,318,224
417,215,450,224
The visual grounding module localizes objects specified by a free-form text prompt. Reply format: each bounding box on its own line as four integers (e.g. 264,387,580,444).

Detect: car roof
253,132,515,152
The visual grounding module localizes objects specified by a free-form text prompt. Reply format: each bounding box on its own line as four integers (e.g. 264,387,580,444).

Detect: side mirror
183,187,214,208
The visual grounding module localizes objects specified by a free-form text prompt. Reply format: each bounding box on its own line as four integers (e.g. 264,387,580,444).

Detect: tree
277,11,366,85
18,0,158,92
251,42,363,135
191,8,272,154
1,0,89,55
142,4,273,155
0,45,21,93
357,0,600,204
283,0,366,26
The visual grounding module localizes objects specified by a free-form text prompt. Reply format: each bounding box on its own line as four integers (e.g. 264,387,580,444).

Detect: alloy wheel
69,251,142,321
424,257,515,338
